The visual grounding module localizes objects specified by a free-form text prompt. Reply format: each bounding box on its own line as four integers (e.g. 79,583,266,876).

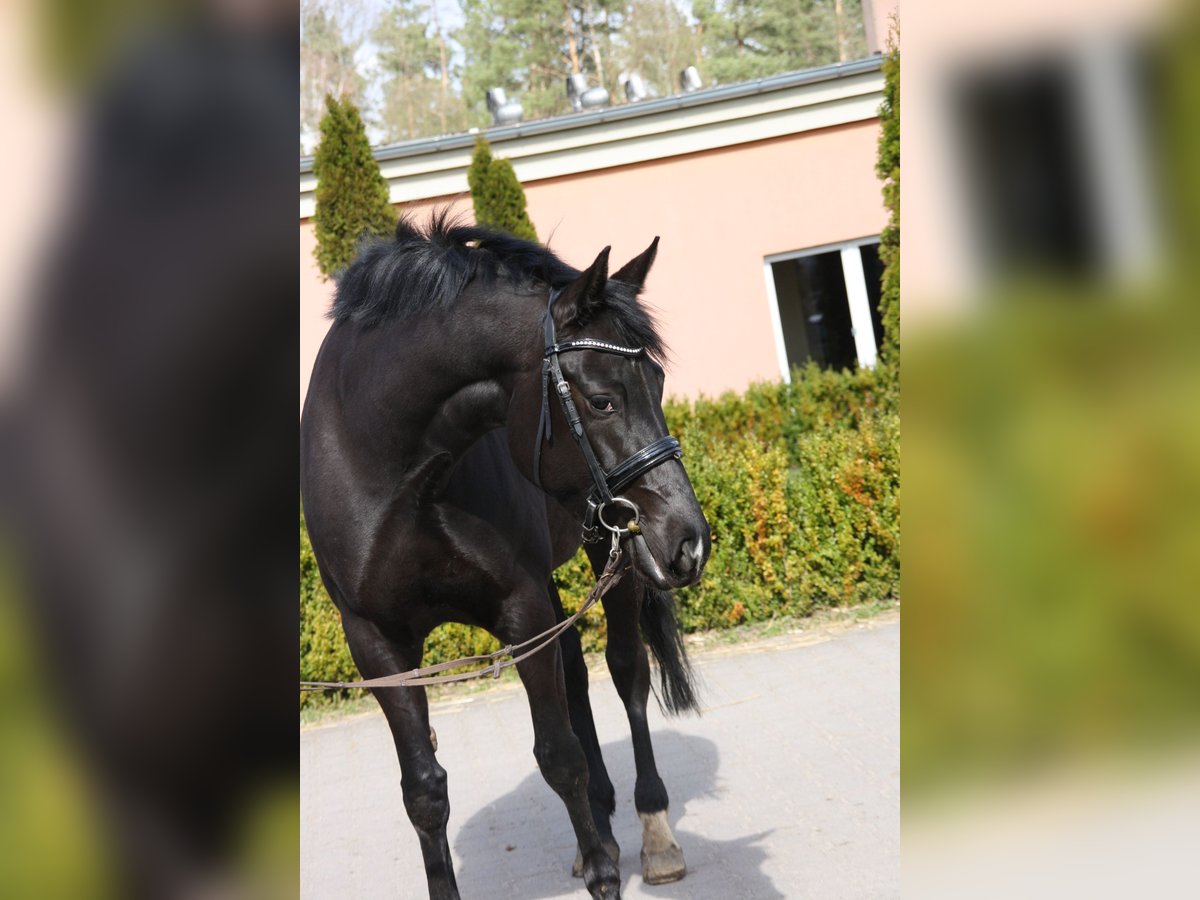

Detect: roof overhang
300,56,884,220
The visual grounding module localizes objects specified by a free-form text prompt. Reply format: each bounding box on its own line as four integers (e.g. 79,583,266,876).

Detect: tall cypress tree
874,19,899,362
467,137,495,226
468,137,538,242
312,95,398,278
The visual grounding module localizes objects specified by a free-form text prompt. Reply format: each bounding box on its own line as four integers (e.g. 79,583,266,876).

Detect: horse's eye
589,396,615,413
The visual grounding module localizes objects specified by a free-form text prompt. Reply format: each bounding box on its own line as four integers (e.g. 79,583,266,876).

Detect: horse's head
511,239,710,590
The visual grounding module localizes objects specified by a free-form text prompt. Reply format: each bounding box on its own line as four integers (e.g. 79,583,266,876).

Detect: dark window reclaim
770,251,857,372
952,58,1100,279
859,242,885,351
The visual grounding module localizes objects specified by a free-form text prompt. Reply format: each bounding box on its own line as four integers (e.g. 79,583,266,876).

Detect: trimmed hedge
663,363,899,630
300,363,899,707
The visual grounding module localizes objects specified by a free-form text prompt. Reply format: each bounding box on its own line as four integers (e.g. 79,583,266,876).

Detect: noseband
533,288,683,543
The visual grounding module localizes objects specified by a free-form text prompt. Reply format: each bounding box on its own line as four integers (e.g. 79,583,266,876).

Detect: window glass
952,59,1100,279
860,242,885,351
770,251,857,372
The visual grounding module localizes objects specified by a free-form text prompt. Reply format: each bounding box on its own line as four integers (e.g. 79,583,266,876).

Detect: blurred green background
901,5,1200,799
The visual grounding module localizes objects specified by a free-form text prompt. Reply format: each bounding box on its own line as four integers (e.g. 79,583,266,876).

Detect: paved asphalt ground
301,614,899,899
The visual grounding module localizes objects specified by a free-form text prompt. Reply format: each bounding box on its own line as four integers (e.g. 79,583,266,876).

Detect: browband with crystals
546,338,644,357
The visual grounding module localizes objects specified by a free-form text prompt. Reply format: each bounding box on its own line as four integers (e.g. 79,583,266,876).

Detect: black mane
330,210,666,360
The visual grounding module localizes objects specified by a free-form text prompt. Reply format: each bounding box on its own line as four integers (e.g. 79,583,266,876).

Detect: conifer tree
468,137,538,242
373,0,466,142
467,137,495,225
312,94,397,277
874,19,899,361
692,0,867,85
300,0,369,152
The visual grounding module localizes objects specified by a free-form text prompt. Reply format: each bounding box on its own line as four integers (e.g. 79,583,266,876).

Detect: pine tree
692,0,867,85
457,0,622,127
300,0,370,153
874,18,899,361
468,137,538,242
312,95,398,277
613,0,701,101
373,0,466,142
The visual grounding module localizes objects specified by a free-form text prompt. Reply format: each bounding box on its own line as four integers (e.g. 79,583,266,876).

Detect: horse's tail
639,588,700,716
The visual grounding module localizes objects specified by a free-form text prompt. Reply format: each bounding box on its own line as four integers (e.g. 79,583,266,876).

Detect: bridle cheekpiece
533,287,683,546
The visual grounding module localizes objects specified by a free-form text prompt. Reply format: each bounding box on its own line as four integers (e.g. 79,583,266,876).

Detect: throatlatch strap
532,290,562,488
532,357,552,488
548,347,614,505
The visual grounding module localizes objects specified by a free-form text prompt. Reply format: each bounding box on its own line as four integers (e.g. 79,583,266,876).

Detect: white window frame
762,236,881,382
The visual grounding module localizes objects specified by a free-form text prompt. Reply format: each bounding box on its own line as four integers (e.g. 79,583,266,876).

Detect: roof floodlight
580,86,609,109
679,66,702,93
623,73,648,102
566,73,610,111
566,74,588,111
486,87,523,126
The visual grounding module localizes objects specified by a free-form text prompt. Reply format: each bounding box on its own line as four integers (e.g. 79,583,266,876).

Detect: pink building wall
300,120,886,407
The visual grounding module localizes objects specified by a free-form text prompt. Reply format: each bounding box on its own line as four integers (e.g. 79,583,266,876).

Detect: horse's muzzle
627,529,707,590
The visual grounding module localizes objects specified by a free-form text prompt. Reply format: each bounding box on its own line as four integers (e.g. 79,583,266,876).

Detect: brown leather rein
299,542,628,692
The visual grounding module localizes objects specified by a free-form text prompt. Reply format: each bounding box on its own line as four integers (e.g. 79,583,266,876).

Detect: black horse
300,214,710,899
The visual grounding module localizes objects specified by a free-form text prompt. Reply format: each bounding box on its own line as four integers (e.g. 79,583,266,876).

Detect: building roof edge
298,56,884,175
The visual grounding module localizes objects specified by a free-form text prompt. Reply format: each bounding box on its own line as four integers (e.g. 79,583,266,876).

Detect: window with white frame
947,42,1159,286
763,238,884,380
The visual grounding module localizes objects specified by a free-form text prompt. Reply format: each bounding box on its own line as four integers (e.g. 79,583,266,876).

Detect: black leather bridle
533,287,683,543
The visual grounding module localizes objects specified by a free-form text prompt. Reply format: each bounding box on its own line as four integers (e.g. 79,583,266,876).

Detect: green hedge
300,363,899,707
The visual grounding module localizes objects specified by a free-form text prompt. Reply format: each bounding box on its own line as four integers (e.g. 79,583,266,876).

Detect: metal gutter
298,56,883,175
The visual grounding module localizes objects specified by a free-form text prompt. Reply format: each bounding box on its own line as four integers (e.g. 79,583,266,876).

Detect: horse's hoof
580,843,622,899
639,810,685,885
573,838,619,877
641,843,686,885
589,880,621,900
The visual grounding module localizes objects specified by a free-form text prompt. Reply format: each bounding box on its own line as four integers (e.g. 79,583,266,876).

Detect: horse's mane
330,210,666,360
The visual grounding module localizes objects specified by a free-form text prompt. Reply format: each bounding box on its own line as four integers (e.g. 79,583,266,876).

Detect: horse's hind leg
589,565,687,886
341,611,459,900
502,595,622,899
549,581,620,877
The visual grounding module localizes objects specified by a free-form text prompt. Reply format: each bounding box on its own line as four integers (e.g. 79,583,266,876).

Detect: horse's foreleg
600,580,687,886
549,581,621,877
506,602,622,900
341,611,460,900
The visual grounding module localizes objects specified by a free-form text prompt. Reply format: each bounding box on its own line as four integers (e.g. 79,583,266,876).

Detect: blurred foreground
902,0,1200,896
0,1,298,897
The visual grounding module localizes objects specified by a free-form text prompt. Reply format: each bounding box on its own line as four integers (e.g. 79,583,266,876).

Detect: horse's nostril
671,536,705,579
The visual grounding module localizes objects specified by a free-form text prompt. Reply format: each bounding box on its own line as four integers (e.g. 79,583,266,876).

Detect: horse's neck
359,290,540,476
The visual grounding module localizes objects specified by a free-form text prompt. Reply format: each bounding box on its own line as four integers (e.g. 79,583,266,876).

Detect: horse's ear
555,246,610,326
611,236,659,291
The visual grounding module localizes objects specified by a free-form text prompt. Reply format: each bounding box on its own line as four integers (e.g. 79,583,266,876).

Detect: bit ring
596,497,641,535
